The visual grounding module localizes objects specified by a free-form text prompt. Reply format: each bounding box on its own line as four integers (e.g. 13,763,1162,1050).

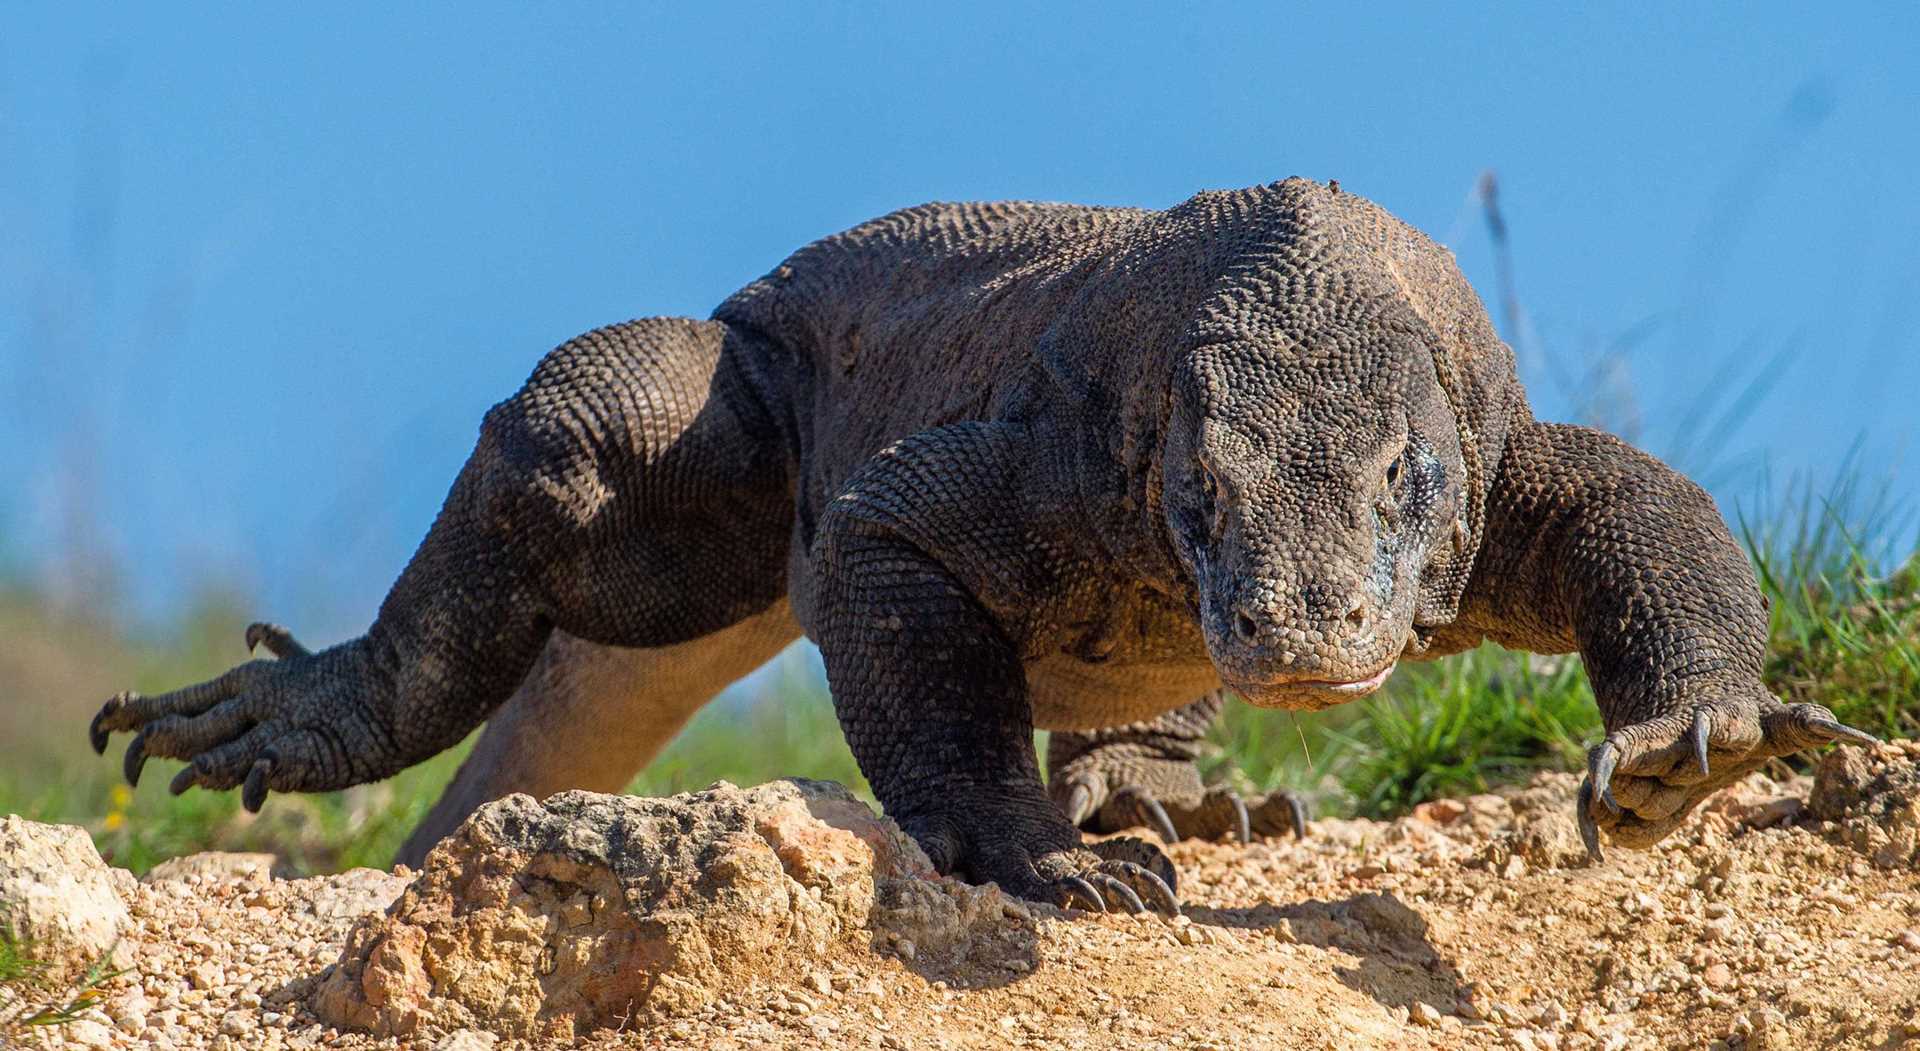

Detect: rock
311,779,964,1041
109,986,151,1033
60,1017,116,1049
1741,1005,1792,1051
869,877,1009,966
1412,799,1467,825
0,816,132,980
1702,779,1806,830
1810,743,1920,868
1410,1000,1443,1026
297,867,411,920
144,852,285,886
190,959,225,990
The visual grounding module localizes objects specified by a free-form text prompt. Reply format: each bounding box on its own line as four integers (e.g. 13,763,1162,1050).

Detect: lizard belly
1024,655,1221,731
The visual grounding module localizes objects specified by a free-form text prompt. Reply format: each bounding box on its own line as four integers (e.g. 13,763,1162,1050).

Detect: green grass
1745,474,1920,743
0,908,125,1035
0,483,1913,875
1209,647,1597,820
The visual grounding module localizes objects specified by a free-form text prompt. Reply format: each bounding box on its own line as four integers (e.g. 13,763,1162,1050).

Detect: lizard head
1038,177,1510,706
1163,320,1468,710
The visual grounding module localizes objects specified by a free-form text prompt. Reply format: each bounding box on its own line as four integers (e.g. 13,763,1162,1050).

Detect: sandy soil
24,744,1920,1051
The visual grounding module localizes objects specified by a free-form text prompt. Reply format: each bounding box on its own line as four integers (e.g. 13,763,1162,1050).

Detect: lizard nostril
1233,611,1259,644
1344,602,1369,632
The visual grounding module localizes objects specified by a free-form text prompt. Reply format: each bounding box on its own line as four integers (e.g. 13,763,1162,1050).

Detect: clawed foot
89,624,377,812
1578,696,1877,860
1036,838,1182,916
904,808,1183,916
1059,774,1307,845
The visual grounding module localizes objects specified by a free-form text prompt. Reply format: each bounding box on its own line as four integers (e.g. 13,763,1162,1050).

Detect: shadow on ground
1190,891,1468,1012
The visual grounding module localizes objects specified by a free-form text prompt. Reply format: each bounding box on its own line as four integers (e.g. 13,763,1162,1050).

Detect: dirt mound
5,745,1919,1050
309,779,1018,1041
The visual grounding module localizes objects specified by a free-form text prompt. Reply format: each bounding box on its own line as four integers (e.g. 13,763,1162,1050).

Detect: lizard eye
1384,455,1403,490
1197,463,1224,535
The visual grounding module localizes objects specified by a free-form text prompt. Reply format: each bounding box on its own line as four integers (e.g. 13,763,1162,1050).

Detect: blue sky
3,4,1916,641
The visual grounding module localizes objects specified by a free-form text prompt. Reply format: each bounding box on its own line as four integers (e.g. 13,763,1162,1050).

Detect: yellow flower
110,784,134,809
103,812,125,831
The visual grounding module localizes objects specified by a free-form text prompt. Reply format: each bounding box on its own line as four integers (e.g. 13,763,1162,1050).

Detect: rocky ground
4,742,1919,1051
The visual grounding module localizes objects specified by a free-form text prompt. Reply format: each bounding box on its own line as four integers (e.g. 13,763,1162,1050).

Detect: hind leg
90,318,797,810
1047,694,1310,844
396,603,799,866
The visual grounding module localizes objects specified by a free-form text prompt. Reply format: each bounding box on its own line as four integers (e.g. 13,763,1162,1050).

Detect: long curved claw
1577,779,1603,863
1136,799,1182,845
1806,717,1879,747
1228,793,1251,845
1287,794,1309,839
89,695,127,754
242,755,275,813
1061,876,1105,913
1127,792,1180,845
1589,740,1622,815
169,763,199,797
123,733,149,788
1064,782,1095,826
1118,862,1179,917
1094,873,1147,914
1690,707,1712,776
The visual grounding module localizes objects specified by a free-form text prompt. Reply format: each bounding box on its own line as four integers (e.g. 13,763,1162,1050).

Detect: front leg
812,423,1177,914
1466,418,1875,857
1046,693,1309,844
89,319,794,809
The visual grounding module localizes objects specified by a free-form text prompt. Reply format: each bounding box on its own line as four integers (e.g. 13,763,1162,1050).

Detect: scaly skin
89,179,1872,913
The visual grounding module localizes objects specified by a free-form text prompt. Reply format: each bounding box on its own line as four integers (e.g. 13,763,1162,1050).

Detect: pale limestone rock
0,815,132,980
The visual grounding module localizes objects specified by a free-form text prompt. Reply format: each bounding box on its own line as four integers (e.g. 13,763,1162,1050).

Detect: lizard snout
1212,579,1382,690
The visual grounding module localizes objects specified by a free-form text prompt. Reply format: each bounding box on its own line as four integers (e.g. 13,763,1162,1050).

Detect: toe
1055,875,1105,913
1059,775,1102,827
1097,859,1178,915
138,699,257,762
89,665,263,750
244,622,311,659
1105,787,1179,844
1764,702,1880,752
1086,835,1179,895
1092,873,1146,913
186,725,281,791
1247,790,1310,839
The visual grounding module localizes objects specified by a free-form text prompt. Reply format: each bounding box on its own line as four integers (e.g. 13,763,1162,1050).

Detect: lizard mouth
1224,662,1398,709
1286,662,1398,695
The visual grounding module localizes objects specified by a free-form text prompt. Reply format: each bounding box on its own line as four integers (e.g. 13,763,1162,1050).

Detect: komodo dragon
89,178,1876,913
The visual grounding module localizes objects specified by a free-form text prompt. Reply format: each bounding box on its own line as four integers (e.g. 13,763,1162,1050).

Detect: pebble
1410,1001,1443,1026
434,1030,499,1050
